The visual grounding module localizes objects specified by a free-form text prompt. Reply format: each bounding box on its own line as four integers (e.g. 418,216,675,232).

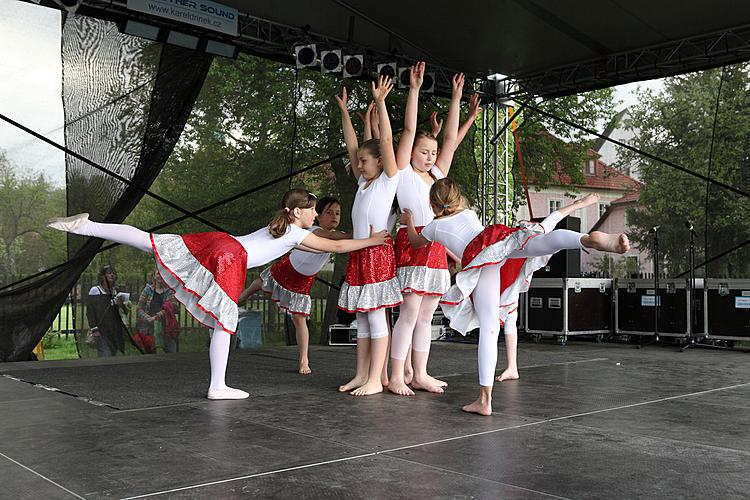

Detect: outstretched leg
207,327,249,400
47,214,153,254
291,314,311,375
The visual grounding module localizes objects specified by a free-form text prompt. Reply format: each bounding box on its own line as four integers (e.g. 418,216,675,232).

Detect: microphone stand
682,228,697,351
639,227,660,348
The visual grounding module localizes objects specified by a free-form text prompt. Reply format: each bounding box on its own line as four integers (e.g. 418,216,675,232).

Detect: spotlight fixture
398,67,411,89
320,50,342,74
166,31,199,50
422,72,435,93
343,55,363,77
52,0,82,13
122,20,161,41
377,62,396,80
205,40,238,59
295,44,317,68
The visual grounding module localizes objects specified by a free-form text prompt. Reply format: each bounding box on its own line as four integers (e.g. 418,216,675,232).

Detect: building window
598,203,608,218
549,200,562,214
585,159,596,175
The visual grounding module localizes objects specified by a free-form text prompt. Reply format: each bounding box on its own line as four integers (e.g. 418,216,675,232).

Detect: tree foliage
620,66,750,277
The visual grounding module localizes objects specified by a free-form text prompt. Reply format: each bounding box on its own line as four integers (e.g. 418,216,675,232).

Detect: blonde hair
269,189,317,238
429,178,463,218
414,130,438,146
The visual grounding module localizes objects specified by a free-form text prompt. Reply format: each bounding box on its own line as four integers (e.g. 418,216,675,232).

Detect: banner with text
127,0,238,36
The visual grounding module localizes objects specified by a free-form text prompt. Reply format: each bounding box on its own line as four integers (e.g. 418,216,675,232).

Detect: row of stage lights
295,44,436,93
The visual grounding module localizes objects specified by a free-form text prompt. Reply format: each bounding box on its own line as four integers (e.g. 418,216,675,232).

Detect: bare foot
495,368,519,382
350,381,383,396
461,398,492,416
387,380,415,396
339,374,367,392
411,374,446,394
404,367,414,385
586,231,631,254
299,361,311,375
381,373,390,388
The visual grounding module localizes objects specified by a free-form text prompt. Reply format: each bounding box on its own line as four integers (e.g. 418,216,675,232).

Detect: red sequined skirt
338,238,403,312
395,226,450,295
260,255,316,316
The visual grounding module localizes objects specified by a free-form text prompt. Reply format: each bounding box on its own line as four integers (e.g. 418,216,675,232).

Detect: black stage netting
0,9,480,362
0,13,213,360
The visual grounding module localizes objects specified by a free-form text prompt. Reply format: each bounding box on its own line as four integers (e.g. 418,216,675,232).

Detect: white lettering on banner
127,0,238,36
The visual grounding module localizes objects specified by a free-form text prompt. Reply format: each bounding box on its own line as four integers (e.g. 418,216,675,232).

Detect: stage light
206,40,237,59
343,55,363,77
167,31,199,50
295,44,317,68
422,72,435,93
320,50,342,74
377,63,396,79
52,0,81,13
123,20,161,41
398,67,410,89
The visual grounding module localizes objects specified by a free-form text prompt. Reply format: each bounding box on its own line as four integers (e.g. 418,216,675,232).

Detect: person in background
87,265,130,357
136,268,179,353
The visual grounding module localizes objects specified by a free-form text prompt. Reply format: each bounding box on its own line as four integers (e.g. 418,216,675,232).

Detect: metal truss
479,100,512,225
37,0,464,98
500,22,750,99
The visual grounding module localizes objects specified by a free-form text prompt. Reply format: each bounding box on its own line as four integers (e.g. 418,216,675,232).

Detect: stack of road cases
704,279,750,342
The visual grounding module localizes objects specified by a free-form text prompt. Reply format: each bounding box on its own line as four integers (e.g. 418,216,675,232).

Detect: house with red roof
514,149,653,276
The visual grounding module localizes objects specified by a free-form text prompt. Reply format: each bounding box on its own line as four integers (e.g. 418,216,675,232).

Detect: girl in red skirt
239,196,347,375
47,190,387,400
390,63,482,396
404,178,630,415
335,75,403,396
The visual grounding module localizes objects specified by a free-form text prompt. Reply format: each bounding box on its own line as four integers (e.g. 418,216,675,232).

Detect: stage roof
47,0,750,97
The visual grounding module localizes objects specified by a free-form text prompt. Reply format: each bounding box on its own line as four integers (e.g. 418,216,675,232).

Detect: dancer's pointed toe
46,213,90,232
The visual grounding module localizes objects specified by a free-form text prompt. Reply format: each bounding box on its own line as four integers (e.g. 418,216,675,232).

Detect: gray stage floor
1,340,749,499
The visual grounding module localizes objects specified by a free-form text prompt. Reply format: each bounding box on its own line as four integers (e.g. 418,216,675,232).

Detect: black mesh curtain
0,14,212,361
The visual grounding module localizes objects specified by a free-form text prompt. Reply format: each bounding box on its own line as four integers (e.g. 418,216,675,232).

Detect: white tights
391,293,440,360
66,220,154,254
356,309,389,339
508,211,584,259
68,220,237,391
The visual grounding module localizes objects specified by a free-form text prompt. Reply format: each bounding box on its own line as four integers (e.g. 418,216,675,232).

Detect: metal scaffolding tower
479,99,513,225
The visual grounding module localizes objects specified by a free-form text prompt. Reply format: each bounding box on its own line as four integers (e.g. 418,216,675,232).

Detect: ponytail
429,178,463,219
269,208,294,238
269,188,318,238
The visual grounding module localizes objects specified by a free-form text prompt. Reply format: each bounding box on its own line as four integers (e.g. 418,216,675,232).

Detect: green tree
620,66,750,277
0,151,66,282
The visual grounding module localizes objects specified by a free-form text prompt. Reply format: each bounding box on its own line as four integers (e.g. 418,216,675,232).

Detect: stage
1,341,748,499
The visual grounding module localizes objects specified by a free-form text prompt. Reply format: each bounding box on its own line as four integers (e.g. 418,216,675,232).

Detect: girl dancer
335,76,402,396
404,178,630,415
389,63,480,396
238,196,347,375
47,189,387,400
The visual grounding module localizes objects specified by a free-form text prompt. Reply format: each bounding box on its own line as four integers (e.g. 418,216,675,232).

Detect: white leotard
421,209,484,259
396,165,444,227
351,171,400,239
288,226,331,275
234,224,309,268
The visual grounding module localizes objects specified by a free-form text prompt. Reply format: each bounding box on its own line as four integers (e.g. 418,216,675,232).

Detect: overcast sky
0,0,664,188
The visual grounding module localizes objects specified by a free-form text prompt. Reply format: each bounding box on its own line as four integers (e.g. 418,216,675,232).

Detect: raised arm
356,101,375,141
430,111,444,138
395,61,425,169
335,87,361,180
299,225,387,253
370,104,380,140
455,93,481,147
434,73,465,176
402,209,430,248
556,193,600,218
372,75,399,178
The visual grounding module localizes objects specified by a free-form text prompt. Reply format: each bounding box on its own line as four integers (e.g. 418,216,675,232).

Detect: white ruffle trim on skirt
397,265,450,295
152,234,239,333
440,226,548,335
338,277,403,312
260,267,312,316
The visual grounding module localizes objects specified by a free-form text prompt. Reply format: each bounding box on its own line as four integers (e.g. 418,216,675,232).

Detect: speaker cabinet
531,216,581,278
